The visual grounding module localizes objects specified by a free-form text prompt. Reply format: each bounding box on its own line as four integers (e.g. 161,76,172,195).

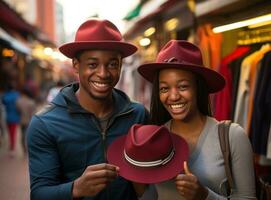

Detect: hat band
124,149,175,168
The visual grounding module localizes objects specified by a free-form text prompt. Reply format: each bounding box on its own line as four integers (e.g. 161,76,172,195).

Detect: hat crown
75,18,122,42
125,124,173,162
156,40,203,66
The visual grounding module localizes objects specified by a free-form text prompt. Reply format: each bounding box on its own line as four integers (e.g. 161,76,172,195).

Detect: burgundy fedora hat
137,40,225,93
59,18,137,58
107,124,189,184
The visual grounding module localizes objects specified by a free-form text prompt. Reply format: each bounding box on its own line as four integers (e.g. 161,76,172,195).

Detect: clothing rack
237,28,271,45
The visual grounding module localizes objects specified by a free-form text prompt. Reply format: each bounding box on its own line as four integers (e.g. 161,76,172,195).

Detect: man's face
73,50,122,101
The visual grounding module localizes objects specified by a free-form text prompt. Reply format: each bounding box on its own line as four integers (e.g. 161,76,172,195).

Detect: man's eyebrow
86,57,98,61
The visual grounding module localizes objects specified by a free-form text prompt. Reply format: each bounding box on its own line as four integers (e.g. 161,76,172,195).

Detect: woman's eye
179,85,189,91
108,61,119,69
159,87,168,93
88,63,98,68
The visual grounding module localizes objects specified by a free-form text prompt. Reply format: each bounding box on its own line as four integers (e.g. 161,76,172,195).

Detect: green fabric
123,4,142,21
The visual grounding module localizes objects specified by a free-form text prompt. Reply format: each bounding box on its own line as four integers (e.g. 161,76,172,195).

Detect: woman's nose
169,88,180,101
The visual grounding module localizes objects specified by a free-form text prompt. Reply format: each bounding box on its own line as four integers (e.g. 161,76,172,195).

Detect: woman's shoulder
228,122,253,153
228,122,247,139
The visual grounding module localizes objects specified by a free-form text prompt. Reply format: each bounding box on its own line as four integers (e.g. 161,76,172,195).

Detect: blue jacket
27,83,149,200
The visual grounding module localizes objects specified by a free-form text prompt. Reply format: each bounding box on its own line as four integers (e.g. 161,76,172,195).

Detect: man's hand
72,163,119,198
175,161,208,200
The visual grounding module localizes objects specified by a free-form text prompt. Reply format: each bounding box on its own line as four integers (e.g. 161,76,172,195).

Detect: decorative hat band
124,149,175,168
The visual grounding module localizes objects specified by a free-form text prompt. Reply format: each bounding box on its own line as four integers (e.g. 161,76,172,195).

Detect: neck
76,88,114,118
171,112,206,138
171,113,207,153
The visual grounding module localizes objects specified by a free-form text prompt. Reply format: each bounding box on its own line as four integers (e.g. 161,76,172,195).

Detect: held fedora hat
107,124,189,184
59,18,137,58
137,40,225,93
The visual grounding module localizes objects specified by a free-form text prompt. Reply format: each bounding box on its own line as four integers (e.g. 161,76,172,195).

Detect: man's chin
89,92,112,101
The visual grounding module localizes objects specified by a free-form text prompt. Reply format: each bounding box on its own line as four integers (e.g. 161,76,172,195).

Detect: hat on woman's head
107,124,189,184
137,40,225,93
59,18,137,58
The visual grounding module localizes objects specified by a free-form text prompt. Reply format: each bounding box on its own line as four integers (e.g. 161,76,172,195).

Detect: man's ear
72,58,79,73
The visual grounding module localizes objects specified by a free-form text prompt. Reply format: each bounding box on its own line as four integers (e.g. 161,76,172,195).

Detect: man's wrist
72,179,81,199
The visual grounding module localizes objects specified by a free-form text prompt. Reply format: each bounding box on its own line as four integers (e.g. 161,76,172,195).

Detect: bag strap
218,120,234,196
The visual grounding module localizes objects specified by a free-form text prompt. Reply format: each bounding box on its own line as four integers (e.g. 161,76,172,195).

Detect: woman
137,40,256,200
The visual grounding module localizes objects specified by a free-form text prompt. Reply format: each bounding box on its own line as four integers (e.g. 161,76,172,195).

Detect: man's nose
97,65,110,78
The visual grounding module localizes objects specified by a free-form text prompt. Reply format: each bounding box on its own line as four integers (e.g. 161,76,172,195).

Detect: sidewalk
0,130,30,200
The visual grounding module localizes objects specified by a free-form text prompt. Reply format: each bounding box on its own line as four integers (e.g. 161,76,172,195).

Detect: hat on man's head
137,40,225,93
59,18,137,58
107,124,189,184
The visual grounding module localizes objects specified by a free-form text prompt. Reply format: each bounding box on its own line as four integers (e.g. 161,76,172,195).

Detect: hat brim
107,133,189,184
59,41,137,58
137,63,225,93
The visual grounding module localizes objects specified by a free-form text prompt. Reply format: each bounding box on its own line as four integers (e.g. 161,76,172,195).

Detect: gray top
156,117,256,200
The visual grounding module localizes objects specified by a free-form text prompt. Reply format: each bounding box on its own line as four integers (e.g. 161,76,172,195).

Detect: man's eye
159,87,168,93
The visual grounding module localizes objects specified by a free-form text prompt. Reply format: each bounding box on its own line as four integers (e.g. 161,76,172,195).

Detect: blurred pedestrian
2,83,20,156
0,92,7,147
46,79,65,102
16,86,36,155
27,18,155,200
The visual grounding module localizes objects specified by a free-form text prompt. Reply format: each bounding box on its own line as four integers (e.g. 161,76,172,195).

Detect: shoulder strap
218,120,234,195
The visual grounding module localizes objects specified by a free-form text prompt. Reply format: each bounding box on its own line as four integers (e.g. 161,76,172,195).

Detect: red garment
215,46,250,121
7,123,18,151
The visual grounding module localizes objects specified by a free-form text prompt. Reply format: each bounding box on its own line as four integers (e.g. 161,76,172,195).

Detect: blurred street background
0,0,271,199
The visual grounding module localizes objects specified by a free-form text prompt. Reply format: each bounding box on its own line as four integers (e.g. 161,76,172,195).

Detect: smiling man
27,18,151,200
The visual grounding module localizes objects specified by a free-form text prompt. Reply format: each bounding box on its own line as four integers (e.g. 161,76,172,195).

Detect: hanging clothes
250,50,271,155
196,24,222,71
234,44,271,133
215,46,250,121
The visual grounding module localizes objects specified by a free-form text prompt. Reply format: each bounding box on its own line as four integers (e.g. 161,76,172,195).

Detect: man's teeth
170,104,185,109
93,82,108,87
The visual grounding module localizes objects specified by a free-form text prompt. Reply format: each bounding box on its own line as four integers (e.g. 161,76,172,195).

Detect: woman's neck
171,113,207,138
171,114,207,154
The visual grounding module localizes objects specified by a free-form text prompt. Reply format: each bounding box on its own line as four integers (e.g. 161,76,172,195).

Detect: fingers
184,161,192,175
175,164,208,200
176,174,197,182
87,163,119,171
86,163,119,177
73,163,120,198
175,177,198,189
176,185,194,197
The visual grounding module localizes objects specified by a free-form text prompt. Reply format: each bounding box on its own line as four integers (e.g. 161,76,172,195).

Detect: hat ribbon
124,149,175,167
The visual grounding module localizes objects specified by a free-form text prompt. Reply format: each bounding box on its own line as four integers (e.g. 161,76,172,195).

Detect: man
27,18,150,200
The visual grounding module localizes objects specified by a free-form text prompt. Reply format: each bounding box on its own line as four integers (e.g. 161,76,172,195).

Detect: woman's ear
72,58,79,73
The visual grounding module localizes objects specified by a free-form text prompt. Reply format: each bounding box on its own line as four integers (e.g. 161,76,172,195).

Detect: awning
123,4,142,21
0,1,34,34
124,0,178,38
0,27,31,55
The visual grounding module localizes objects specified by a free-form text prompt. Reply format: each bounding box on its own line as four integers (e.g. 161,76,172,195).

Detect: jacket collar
52,82,133,115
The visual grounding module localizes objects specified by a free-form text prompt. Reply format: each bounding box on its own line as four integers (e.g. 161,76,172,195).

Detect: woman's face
159,68,198,121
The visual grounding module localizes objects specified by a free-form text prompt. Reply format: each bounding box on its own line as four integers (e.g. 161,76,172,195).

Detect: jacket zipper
97,108,134,200
102,108,134,161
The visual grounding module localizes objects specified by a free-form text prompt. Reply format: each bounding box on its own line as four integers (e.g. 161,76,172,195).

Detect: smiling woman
137,40,256,200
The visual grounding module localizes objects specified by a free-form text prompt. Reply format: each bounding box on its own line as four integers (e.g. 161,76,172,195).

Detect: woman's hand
175,161,208,200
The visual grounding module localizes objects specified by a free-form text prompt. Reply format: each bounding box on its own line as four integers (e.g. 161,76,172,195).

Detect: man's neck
76,88,114,119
